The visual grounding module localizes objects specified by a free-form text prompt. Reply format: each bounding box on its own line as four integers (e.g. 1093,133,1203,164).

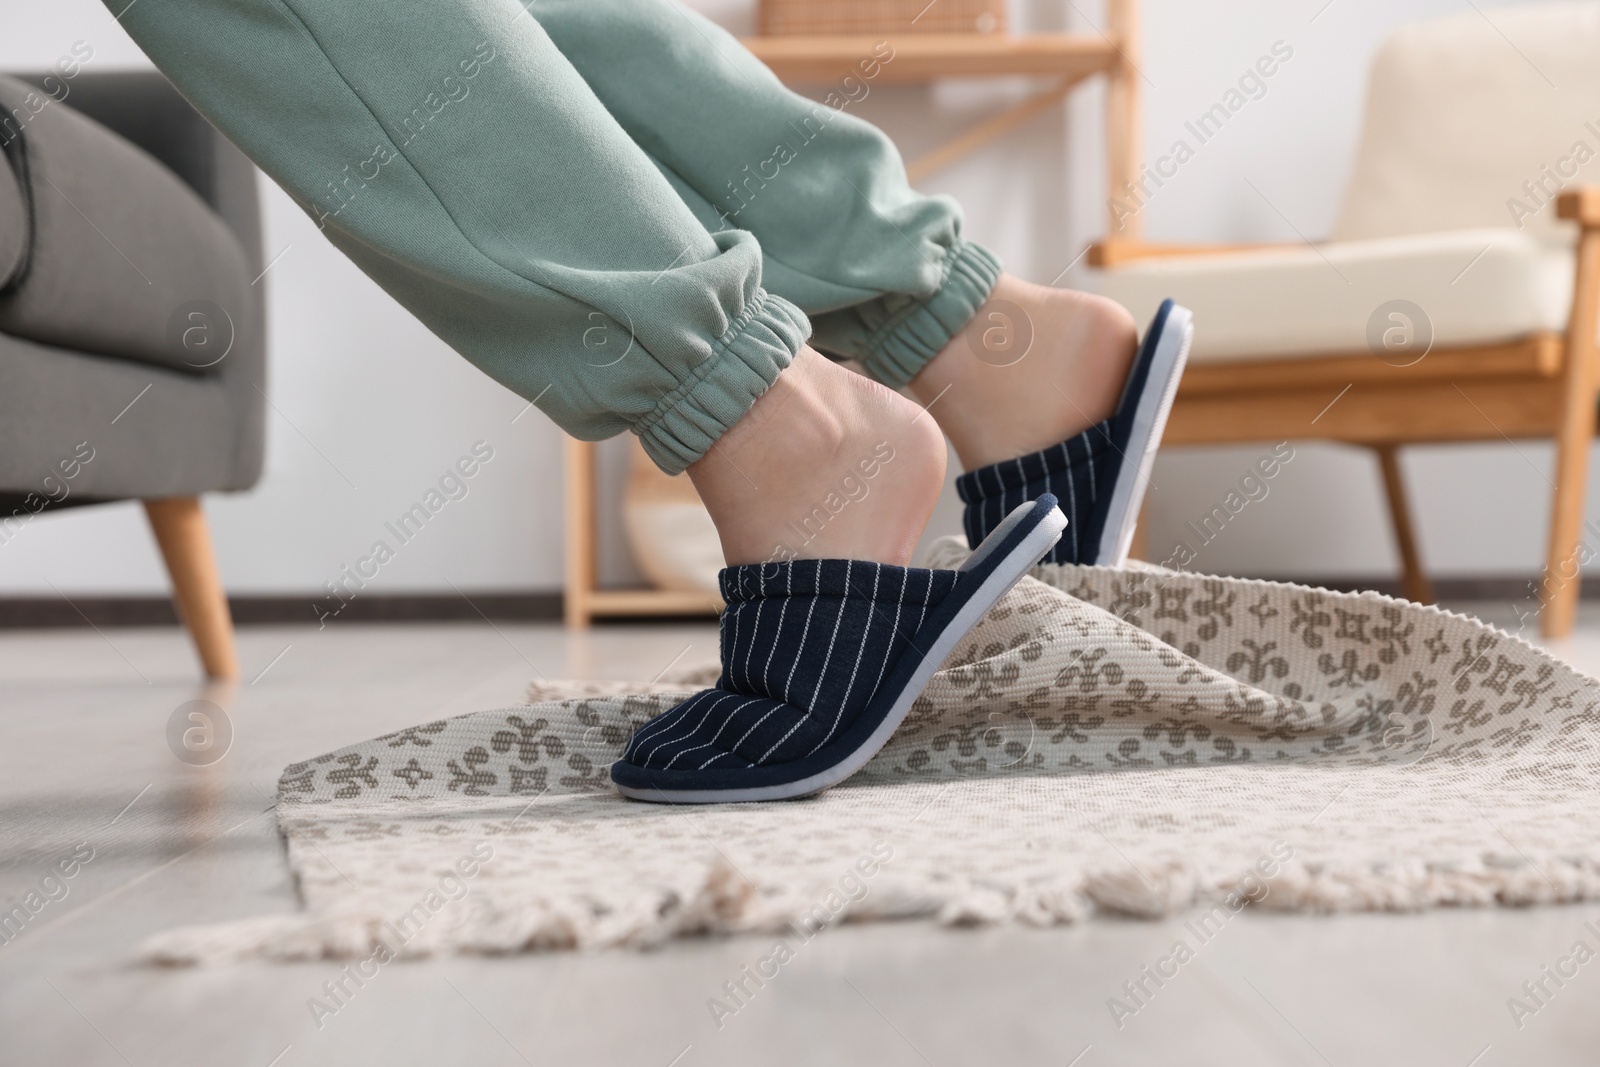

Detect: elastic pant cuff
856,239,1003,389
635,289,811,474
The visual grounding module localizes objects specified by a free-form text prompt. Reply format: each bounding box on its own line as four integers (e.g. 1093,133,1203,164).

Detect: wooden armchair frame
1092,188,1600,637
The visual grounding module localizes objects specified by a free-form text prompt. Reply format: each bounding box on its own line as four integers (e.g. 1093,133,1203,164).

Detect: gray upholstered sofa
0,70,265,678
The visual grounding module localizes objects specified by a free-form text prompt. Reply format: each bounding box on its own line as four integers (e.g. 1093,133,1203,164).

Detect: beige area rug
146,538,1600,963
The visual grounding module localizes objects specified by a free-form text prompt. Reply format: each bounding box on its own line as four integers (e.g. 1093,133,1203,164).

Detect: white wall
0,0,1578,598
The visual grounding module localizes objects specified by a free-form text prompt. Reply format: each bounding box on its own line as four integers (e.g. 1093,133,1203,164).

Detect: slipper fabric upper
620,558,959,774
956,299,1182,566
955,423,1112,566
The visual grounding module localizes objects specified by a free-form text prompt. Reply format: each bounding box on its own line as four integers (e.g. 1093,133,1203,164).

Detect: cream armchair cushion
1099,229,1573,363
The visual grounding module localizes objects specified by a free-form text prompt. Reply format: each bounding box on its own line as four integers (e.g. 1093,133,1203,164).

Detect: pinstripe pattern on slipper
956,426,1110,566
622,560,957,772
956,299,1193,568
611,495,1068,803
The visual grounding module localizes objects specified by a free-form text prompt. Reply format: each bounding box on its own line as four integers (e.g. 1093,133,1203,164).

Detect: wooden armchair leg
1543,190,1600,638
1374,445,1434,605
143,497,239,680
1128,496,1151,562
1543,412,1592,639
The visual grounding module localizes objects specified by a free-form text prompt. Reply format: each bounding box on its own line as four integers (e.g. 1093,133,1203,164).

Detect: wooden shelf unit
743,32,1118,82
564,435,726,628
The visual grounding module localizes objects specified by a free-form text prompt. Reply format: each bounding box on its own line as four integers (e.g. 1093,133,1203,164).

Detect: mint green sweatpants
110,0,1000,472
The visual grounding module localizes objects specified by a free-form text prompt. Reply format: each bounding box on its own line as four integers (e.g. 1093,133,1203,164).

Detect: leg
529,0,1003,387
530,0,1142,555
143,497,239,680
109,0,1057,803
113,0,801,476
689,347,946,566
1374,445,1434,605
111,0,942,566
908,276,1137,470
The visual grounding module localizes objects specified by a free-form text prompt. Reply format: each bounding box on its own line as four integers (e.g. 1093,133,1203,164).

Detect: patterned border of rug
144,538,1600,963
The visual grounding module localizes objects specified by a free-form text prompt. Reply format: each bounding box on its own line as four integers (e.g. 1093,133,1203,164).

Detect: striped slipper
611,495,1067,803
956,298,1193,567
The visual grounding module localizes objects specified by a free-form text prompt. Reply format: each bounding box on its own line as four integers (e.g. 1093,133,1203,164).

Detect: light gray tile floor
3,607,1598,1066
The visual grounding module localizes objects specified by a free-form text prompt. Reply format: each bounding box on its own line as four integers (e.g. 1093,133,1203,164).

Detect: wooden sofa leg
143,497,239,680
1374,445,1434,605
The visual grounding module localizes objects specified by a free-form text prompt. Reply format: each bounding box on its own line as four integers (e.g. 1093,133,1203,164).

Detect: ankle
908,273,1137,470
688,347,946,567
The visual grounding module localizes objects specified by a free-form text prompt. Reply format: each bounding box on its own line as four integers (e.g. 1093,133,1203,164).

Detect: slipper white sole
1096,302,1194,567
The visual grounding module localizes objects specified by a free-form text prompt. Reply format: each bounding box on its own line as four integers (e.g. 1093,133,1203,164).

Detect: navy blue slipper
611,495,1067,803
956,298,1193,567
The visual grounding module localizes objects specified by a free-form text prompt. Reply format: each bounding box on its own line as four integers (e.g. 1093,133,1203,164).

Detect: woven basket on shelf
756,0,1007,36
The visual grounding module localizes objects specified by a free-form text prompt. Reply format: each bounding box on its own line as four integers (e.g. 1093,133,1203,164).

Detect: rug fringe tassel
138,852,1600,965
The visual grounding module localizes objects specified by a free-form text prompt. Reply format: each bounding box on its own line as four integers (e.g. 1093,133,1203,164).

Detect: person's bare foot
688,345,946,567
908,273,1139,471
